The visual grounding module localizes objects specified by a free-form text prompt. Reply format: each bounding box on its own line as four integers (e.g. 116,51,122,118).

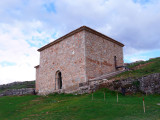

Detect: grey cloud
0,0,160,54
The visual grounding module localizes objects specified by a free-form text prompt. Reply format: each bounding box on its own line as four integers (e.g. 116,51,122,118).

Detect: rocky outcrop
0,88,35,97
106,73,160,94
2,73,159,96
76,70,126,94
76,73,160,95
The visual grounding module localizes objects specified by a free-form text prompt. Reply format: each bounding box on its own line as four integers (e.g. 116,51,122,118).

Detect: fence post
117,92,118,103
143,98,145,113
92,90,93,100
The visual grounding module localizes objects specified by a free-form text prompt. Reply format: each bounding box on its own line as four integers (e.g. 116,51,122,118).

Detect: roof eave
37,26,124,52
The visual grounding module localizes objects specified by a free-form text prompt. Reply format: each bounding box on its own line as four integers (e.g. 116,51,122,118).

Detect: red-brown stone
35,26,124,95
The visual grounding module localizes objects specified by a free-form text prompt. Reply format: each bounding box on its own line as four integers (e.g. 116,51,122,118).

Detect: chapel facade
35,26,124,95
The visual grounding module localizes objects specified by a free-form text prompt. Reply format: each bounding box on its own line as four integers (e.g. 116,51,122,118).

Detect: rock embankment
0,88,35,97
106,73,160,94
0,81,35,90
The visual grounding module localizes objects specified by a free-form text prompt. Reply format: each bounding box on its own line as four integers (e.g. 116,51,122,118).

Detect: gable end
38,26,124,52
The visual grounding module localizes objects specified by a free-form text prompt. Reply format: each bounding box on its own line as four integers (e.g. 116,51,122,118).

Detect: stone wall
35,26,124,95
76,73,160,95
105,73,160,94
85,31,124,80
0,88,35,97
36,31,86,95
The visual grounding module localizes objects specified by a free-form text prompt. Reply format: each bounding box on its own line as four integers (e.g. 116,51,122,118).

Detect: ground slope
0,89,159,120
112,57,160,80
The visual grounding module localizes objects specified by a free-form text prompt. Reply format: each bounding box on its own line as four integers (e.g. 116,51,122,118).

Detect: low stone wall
0,88,35,97
4,73,157,96
105,73,160,94
76,79,109,94
76,73,160,95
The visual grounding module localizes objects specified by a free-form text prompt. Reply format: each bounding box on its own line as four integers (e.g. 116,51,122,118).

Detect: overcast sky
0,0,160,84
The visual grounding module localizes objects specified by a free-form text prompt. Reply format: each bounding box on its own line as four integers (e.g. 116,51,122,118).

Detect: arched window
55,71,62,89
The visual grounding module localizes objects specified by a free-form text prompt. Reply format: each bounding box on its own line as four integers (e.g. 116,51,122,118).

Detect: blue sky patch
51,32,57,39
133,0,151,4
26,36,51,48
43,3,56,13
0,61,16,67
124,49,160,63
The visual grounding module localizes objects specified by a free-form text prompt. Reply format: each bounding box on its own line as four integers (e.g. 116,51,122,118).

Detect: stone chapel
35,26,124,95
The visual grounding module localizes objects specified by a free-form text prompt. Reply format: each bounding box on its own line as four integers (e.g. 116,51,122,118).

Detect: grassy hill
0,58,159,119
0,89,159,120
112,57,160,80
0,81,35,93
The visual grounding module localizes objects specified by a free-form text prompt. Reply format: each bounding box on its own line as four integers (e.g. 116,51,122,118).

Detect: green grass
0,89,160,120
113,57,160,80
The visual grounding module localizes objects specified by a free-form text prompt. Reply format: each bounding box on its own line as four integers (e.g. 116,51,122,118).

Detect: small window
114,56,117,69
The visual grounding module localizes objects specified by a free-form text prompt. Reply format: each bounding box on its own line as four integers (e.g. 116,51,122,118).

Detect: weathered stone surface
76,73,160,95
35,26,124,95
85,31,124,80
105,73,160,94
36,30,86,95
0,88,35,97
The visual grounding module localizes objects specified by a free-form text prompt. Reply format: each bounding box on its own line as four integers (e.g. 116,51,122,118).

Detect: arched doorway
55,71,62,89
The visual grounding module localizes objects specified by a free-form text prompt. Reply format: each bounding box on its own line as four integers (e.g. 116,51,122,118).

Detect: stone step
89,70,126,82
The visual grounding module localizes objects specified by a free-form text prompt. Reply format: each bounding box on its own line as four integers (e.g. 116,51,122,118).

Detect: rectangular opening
114,56,117,69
